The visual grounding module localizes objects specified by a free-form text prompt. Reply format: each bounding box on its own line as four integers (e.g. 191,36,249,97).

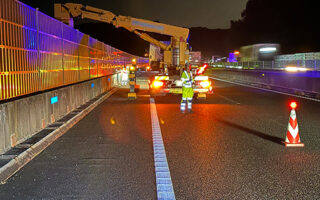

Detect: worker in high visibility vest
180,63,194,112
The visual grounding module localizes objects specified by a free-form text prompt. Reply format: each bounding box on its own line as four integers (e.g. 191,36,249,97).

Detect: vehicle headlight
152,80,164,88
200,80,211,88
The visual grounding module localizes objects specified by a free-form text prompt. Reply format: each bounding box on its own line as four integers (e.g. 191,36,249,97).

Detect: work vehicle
54,3,212,98
149,63,213,98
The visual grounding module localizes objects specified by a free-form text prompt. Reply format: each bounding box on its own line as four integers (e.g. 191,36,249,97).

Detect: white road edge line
150,98,176,200
210,76,320,103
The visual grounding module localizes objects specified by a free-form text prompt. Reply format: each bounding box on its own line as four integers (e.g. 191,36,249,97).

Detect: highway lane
0,90,156,200
1,78,320,199
156,79,320,199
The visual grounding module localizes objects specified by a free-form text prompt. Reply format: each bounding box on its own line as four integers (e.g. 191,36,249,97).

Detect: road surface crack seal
150,98,176,200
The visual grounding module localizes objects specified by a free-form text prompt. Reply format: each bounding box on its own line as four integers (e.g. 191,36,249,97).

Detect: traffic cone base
283,142,304,147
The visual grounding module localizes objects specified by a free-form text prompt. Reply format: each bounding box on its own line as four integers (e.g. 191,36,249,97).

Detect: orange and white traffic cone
284,102,304,147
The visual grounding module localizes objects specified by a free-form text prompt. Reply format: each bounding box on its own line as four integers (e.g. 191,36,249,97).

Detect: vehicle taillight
153,80,164,88
200,80,211,88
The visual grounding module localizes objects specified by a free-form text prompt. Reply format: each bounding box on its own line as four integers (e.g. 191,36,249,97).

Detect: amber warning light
290,101,297,109
152,80,164,88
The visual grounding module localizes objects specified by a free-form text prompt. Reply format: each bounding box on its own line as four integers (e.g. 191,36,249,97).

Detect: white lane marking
210,77,320,103
216,94,241,105
150,98,176,200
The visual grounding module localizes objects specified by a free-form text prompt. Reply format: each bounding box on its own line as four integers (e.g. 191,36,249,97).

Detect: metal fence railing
0,0,148,101
212,60,320,71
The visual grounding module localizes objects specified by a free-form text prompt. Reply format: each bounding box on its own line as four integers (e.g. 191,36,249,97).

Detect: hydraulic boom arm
54,3,190,67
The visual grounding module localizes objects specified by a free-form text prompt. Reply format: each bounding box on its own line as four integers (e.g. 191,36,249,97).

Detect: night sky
22,0,319,56
22,0,248,29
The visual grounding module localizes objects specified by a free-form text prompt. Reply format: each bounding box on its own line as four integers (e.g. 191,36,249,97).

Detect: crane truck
54,3,212,98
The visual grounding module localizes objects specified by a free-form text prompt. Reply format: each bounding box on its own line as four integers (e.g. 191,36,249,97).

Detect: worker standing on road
180,63,194,112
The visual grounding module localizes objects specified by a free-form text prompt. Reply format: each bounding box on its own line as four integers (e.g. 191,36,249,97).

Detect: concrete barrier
208,69,320,98
0,74,118,154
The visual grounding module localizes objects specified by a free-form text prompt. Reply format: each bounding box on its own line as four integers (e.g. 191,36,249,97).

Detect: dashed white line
150,98,176,200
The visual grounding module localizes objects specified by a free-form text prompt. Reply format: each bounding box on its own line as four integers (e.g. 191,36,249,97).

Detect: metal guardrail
0,0,148,100
212,60,320,71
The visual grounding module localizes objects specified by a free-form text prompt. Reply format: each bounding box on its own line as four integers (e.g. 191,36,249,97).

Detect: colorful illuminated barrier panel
0,0,148,100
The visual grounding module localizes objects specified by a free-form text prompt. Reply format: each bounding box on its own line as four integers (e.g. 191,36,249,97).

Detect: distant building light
229,52,237,62
259,47,277,53
51,96,58,104
285,66,308,72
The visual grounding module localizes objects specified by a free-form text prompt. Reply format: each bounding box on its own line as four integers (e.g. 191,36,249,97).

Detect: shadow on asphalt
215,119,284,145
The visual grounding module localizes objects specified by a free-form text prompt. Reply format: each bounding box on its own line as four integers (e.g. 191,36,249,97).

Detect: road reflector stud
110,117,116,125
197,93,206,99
42,119,46,129
283,101,304,147
128,92,137,99
51,114,55,123
11,134,17,147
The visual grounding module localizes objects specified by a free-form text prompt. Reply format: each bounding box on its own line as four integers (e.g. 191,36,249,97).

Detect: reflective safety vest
181,70,193,88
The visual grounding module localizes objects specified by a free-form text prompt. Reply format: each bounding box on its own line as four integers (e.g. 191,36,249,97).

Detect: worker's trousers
181,87,194,111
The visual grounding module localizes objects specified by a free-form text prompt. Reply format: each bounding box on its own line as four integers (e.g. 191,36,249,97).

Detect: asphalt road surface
1,79,320,199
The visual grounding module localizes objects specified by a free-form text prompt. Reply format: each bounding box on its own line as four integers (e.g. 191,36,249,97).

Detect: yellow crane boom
54,3,190,68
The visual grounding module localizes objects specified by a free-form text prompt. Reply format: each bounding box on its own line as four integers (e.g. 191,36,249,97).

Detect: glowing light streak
285,66,308,72
0,71,38,75
259,47,277,53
